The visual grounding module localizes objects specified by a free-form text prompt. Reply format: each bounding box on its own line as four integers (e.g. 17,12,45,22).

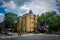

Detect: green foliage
0,24,3,29
37,11,60,32
4,12,17,29
0,23,4,30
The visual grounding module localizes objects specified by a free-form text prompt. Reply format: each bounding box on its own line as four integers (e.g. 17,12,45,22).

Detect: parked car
0,30,6,35
5,31,13,36
0,30,13,36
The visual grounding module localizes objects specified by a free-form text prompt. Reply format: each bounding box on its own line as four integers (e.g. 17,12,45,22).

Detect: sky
0,0,60,23
0,13,4,23
0,0,60,16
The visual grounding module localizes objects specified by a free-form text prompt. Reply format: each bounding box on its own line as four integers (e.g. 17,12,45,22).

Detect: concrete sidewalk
0,33,45,38
22,33,60,36
22,33,48,36
0,33,60,38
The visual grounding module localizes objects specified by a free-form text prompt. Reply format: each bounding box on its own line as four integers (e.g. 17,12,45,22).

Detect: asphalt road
0,34,60,40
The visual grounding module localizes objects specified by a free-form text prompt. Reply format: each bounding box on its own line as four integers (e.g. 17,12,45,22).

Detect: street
0,34,60,40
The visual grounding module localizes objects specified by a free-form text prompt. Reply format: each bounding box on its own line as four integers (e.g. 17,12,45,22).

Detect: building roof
18,10,36,18
29,10,33,14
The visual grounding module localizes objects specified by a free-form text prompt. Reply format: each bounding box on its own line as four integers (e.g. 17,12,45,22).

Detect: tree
37,11,60,33
4,12,17,31
0,22,4,31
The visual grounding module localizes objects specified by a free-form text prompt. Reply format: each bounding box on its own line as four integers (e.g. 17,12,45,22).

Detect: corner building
17,10,37,33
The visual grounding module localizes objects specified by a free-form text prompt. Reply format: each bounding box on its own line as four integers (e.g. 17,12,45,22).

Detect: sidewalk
3,32,60,36
0,33,60,38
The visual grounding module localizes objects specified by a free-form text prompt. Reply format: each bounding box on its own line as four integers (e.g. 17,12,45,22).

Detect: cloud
0,13,4,23
0,0,59,16
0,0,10,2
0,0,31,6
18,0,58,15
58,0,60,2
12,0,31,6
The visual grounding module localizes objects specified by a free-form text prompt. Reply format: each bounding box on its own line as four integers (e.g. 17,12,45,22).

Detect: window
30,15,33,19
30,21,33,24
30,27,34,31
